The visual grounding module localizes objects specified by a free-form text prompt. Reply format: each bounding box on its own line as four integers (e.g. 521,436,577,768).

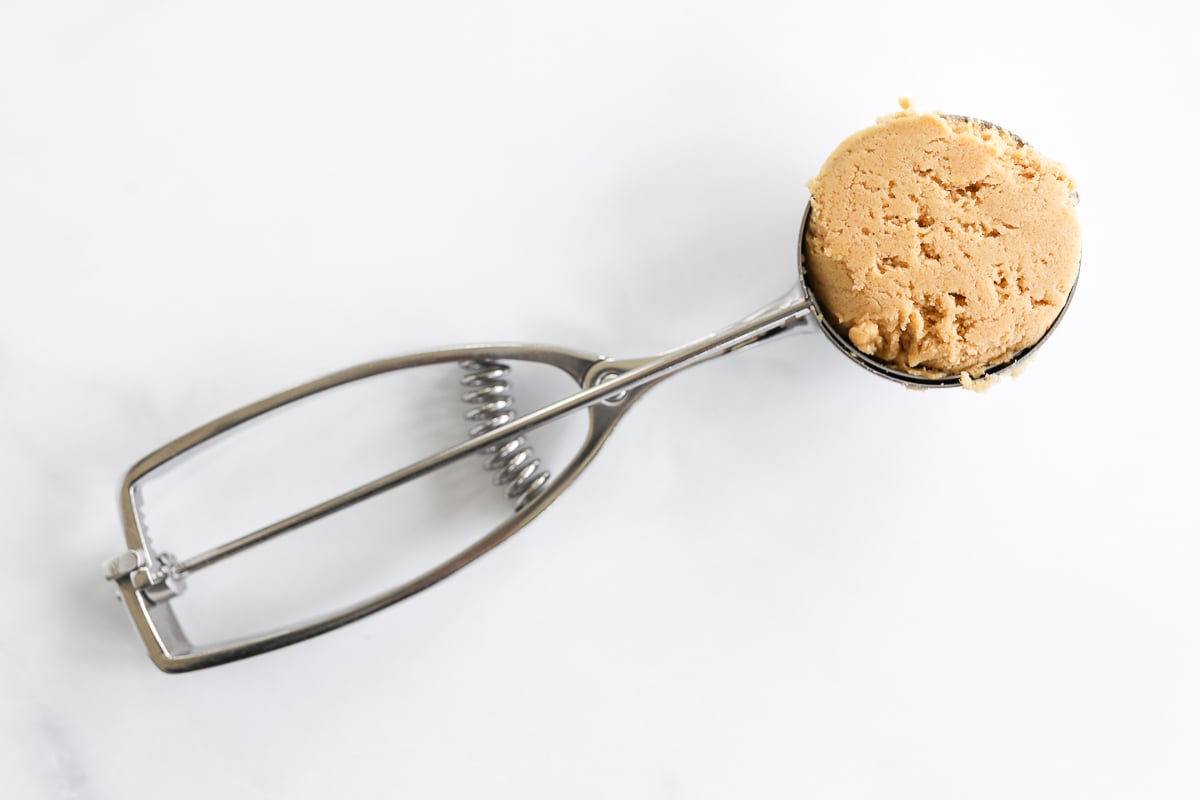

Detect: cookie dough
803,104,1080,378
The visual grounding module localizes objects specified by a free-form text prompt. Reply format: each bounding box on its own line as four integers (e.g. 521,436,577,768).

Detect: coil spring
459,359,551,510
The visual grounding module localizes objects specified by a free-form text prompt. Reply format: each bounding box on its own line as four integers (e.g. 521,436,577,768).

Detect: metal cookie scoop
105,117,1080,672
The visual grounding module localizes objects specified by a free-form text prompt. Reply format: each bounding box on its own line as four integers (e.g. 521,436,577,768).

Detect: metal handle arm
173,290,811,577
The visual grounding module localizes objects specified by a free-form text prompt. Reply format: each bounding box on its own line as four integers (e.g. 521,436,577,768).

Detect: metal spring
459,359,551,510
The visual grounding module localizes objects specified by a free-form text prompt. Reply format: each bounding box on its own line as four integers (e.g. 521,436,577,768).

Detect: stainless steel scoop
105,117,1079,672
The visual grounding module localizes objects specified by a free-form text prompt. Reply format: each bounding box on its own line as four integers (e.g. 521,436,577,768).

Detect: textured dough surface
804,107,1081,378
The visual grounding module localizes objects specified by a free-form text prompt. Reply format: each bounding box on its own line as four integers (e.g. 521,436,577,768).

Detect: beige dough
804,104,1081,379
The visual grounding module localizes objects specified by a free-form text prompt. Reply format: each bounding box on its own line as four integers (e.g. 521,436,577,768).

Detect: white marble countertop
3,1,1198,797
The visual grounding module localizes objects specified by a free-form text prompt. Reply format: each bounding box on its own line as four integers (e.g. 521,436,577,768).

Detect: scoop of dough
804,106,1081,379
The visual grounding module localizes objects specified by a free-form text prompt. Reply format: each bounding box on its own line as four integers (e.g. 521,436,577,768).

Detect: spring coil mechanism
459,359,551,510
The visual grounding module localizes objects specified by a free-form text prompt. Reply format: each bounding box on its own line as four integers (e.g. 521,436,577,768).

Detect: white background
3,0,1198,797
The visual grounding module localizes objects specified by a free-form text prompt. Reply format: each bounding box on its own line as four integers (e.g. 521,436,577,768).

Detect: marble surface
3,1,1198,797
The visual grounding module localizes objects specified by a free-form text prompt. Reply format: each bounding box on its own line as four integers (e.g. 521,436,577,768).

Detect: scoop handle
110,290,813,671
